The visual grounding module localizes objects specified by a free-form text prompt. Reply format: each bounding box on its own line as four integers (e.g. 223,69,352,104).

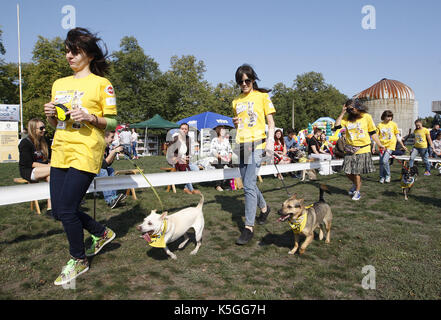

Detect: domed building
354,78,418,136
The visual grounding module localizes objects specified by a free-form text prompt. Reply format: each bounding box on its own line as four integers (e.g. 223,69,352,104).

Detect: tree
270,82,295,130
211,81,240,117
22,36,71,128
109,36,163,123
0,28,19,104
161,55,217,121
291,72,347,131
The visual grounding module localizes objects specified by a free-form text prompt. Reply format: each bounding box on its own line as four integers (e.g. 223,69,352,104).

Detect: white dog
137,194,204,259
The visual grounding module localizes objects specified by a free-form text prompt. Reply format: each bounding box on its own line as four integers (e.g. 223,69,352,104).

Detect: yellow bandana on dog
289,204,313,234
148,220,167,248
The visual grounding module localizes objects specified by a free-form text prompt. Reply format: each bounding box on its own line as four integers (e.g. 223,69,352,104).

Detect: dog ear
299,199,305,207
290,193,297,200
160,211,168,220
150,209,157,215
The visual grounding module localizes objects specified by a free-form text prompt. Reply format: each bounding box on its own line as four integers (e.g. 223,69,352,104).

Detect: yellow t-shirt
232,90,276,149
50,73,117,174
414,127,430,148
340,113,376,154
376,121,399,151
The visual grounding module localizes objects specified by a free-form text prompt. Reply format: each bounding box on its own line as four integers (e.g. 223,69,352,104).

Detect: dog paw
299,249,306,255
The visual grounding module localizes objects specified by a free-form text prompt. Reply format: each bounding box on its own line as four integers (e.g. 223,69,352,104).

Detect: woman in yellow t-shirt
334,99,384,201
375,110,407,183
232,64,276,245
43,28,118,286
409,119,434,176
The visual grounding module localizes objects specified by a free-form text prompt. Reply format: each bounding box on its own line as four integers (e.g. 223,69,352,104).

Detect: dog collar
288,204,312,234
401,176,415,189
148,220,167,248
289,213,307,234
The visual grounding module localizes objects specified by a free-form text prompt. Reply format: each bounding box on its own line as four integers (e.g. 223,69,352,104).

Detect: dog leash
122,152,165,212
272,153,291,196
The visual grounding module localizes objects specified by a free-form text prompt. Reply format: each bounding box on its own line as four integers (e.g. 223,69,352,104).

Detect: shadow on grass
0,228,64,245
381,190,440,207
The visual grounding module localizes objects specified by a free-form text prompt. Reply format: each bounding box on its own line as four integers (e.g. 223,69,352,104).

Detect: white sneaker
352,191,361,201
379,178,385,184
385,176,391,183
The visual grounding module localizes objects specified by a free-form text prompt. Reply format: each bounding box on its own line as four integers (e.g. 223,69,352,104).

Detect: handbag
344,144,369,155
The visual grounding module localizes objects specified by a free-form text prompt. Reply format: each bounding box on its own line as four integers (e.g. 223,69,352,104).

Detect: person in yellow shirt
409,119,434,176
334,99,384,201
375,110,407,183
232,64,275,245
43,28,118,286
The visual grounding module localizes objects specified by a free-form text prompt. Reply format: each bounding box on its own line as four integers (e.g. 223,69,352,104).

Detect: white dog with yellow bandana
137,194,204,259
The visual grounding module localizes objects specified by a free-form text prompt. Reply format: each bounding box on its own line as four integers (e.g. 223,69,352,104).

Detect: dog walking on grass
277,184,332,255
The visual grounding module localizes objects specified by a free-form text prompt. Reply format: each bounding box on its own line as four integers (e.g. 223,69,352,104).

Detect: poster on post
0,121,19,163
0,104,20,122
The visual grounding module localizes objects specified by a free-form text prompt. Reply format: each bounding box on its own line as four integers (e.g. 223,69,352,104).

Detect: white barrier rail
0,155,439,206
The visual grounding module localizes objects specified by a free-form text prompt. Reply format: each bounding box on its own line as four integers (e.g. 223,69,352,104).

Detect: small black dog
400,161,418,201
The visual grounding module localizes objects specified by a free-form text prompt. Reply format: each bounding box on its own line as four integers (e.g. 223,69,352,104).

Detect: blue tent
177,111,234,131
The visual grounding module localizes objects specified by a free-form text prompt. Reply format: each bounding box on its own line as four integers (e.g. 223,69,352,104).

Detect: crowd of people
15,27,441,286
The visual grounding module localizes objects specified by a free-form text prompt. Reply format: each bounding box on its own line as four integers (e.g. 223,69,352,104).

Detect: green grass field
0,156,440,300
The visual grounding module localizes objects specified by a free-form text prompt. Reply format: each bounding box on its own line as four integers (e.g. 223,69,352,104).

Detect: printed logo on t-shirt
105,85,115,96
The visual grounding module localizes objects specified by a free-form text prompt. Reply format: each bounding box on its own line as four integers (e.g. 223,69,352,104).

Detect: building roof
354,78,415,100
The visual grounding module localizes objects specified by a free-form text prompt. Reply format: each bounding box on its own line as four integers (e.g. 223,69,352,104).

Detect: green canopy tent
130,114,180,156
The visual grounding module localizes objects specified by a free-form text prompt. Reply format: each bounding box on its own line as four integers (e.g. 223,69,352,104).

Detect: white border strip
0,156,439,206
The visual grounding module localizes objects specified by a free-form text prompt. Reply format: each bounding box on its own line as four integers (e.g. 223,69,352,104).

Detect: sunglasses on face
237,79,252,85
39,126,46,131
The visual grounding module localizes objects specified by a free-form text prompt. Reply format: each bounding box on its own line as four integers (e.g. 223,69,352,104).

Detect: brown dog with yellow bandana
277,185,332,255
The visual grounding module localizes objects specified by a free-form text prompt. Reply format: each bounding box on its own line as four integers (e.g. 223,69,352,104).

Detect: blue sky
1,0,440,117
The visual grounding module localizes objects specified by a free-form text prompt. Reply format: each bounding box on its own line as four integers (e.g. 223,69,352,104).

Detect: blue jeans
239,149,267,227
132,142,137,158
97,167,117,204
185,163,200,191
409,147,430,172
50,167,106,259
379,149,392,179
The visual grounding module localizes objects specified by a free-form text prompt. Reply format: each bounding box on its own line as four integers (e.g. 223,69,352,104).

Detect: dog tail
196,193,204,209
319,184,330,202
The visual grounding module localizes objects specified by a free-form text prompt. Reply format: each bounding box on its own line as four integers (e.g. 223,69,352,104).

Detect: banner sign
0,104,20,121
0,121,19,163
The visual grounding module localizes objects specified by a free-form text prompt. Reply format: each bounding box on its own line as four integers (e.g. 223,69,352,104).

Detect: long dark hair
274,129,285,146
345,98,367,121
65,27,109,76
235,64,271,93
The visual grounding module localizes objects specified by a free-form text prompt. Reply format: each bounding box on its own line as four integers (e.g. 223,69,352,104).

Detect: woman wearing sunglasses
334,99,384,201
43,28,118,286
18,118,52,211
232,64,276,245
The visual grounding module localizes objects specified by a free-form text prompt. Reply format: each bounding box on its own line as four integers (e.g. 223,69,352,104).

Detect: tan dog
277,185,332,254
137,194,204,259
298,157,317,181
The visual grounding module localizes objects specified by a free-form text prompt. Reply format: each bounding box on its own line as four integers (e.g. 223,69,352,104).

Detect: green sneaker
54,258,89,286
86,228,116,257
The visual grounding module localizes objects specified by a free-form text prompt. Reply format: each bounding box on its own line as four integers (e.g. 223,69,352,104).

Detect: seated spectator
430,124,441,157
274,129,291,164
308,128,333,175
210,126,233,191
97,131,127,209
167,123,201,195
433,132,441,158
284,128,301,161
333,130,346,159
18,118,52,213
